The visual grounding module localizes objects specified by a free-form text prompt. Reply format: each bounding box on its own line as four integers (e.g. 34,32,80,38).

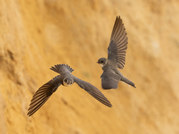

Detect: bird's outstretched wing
108,16,128,69
50,64,74,75
27,75,62,116
73,76,112,107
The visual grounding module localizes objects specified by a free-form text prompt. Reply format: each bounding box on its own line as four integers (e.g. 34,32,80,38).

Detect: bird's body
27,64,112,116
101,62,135,89
97,16,136,89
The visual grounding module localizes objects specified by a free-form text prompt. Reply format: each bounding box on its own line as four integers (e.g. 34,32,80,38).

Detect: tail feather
121,76,136,88
50,64,74,74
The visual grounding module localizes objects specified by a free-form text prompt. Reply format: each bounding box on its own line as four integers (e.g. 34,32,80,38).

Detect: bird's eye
101,60,103,63
64,79,68,83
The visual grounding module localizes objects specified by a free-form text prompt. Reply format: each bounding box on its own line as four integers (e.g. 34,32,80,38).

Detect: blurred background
0,0,179,134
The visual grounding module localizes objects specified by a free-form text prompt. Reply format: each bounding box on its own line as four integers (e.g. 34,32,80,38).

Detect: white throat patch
100,64,104,68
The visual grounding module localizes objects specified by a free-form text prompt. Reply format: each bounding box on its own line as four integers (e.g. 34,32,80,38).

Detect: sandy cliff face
0,0,179,134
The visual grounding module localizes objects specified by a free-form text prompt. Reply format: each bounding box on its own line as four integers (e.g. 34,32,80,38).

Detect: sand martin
97,16,136,89
27,64,112,116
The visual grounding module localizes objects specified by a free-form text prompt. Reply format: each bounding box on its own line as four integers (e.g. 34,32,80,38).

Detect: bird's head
97,57,107,67
63,77,74,86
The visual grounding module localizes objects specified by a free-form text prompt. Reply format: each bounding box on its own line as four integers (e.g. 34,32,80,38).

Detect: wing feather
27,75,62,116
108,16,128,69
73,76,112,107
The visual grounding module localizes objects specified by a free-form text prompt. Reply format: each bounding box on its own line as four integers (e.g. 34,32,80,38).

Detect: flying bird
97,16,136,89
27,64,112,116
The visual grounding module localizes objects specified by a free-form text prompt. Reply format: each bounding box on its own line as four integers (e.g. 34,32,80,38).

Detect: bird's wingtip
108,103,112,107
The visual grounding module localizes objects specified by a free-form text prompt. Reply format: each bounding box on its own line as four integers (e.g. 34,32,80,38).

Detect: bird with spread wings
27,64,112,116
97,16,136,89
